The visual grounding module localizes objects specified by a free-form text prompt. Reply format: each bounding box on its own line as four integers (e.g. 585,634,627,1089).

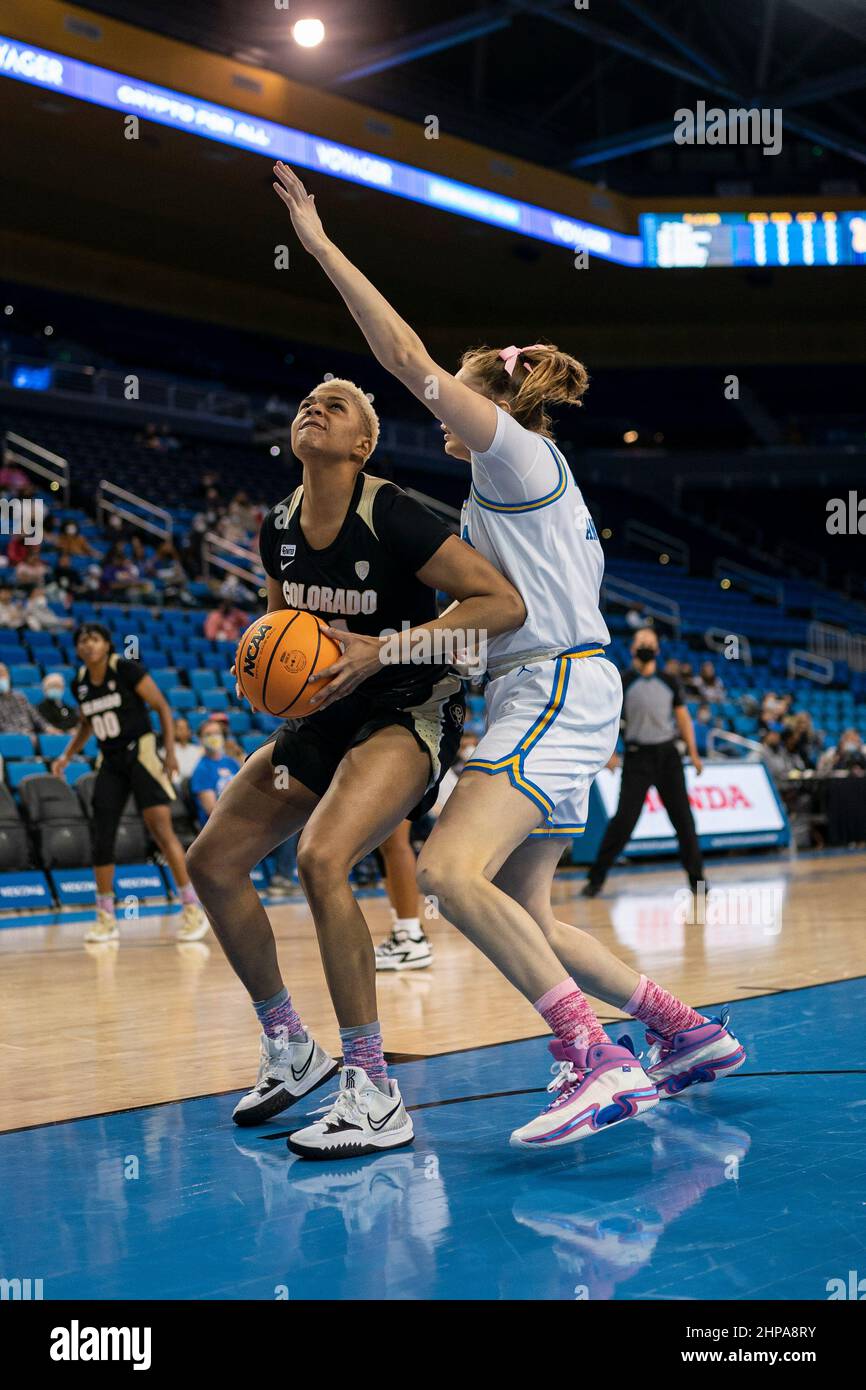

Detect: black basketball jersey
75,655,153,751
259,472,453,698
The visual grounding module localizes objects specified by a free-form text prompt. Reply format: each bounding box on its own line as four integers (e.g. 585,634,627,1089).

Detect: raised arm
273,162,498,454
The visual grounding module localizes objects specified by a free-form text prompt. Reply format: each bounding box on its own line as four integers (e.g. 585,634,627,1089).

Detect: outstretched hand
306,626,385,712
272,162,330,256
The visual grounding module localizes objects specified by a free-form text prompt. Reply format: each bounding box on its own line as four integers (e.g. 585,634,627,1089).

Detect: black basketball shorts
270,674,465,820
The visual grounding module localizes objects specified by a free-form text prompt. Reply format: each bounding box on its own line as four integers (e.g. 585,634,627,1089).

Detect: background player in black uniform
187,377,524,1157
51,623,208,944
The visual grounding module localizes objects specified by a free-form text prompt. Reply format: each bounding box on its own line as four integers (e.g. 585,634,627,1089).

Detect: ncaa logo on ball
281,649,307,674
242,622,272,678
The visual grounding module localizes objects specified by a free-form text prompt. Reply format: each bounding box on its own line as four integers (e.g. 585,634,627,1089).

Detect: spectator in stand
49,552,85,601
204,710,244,764
25,586,73,632
101,542,152,601
662,657,682,682
169,716,204,784
189,718,241,826
5,534,30,567
227,490,257,536
55,521,100,561
0,584,25,629
693,701,718,758
696,660,726,703
149,540,194,606
0,662,49,734
204,598,248,644
0,455,29,494
37,673,78,732
760,725,802,783
760,691,788,731
818,728,866,774
784,710,819,770
15,545,50,591
678,661,701,699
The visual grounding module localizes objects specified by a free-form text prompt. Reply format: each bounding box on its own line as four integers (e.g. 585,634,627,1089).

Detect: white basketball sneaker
177,902,210,942
375,928,433,971
287,1066,414,1159
84,909,119,944
232,1031,339,1127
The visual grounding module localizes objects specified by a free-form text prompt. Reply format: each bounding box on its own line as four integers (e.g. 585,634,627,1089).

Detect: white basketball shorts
464,643,622,838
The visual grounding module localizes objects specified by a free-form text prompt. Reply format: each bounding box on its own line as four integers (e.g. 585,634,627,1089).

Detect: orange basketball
235,609,341,718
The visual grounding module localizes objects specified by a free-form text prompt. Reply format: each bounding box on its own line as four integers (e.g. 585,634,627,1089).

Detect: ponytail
458,341,589,437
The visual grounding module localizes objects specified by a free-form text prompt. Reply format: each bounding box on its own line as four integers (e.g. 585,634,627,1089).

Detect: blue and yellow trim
463,642,606,818
530,822,587,838
471,439,569,514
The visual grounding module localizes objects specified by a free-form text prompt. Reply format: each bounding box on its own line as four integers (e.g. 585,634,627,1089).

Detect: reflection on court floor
1,978,863,1300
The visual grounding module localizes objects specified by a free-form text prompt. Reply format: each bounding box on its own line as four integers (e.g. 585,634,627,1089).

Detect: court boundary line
2,971,864,1137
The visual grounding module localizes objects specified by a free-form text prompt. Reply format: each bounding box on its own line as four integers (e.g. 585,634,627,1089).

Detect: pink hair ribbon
498,343,548,376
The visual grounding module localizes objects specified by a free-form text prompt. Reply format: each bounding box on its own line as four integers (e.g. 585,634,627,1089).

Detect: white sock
396,916,424,941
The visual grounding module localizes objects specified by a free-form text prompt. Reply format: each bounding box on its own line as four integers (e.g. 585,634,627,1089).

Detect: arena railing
706,729,763,761
3,430,70,505
623,519,689,569
202,532,265,594
808,620,866,674
601,574,681,634
713,558,784,607
96,480,173,540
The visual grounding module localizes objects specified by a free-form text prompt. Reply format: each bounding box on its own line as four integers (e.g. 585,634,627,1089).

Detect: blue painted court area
2,978,864,1301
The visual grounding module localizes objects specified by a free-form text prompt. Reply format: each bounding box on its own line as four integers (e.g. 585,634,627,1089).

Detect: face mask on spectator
45,685,64,702
634,645,657,663
841,739,859,752
0,678,9,694
202,733,225,753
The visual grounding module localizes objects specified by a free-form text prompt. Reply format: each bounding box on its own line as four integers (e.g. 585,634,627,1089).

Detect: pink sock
180,883,198,906
96,893,114,916
535,978,608,1049
624,975,706,1038
254,988,305,1042
341,1026,389,1089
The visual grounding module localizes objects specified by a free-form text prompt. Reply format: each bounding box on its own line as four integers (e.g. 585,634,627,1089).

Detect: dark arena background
1,0,865,1342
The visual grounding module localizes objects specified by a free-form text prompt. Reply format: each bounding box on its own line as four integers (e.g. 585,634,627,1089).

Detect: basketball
235,609,341,717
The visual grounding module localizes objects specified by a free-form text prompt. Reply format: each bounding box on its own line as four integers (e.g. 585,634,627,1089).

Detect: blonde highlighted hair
458,342,589,439
318,377,380,458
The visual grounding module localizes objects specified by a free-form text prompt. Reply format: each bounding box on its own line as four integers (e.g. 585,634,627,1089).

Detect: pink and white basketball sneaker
621,1010,746,1099
510,1040,659,1149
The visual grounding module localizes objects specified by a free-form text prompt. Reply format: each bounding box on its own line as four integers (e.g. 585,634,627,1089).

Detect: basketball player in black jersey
187,378,524,1157
51,623,208,944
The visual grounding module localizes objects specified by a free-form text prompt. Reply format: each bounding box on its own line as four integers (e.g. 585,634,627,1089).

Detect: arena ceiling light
292,19,326,49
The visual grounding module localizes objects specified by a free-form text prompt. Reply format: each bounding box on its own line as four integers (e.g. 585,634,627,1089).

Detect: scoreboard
641,210,866,268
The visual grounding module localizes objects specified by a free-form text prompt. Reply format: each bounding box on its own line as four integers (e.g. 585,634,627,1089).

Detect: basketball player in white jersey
274,162,745,1150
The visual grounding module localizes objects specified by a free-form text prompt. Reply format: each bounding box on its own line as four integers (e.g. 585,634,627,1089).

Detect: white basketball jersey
459,406,610,672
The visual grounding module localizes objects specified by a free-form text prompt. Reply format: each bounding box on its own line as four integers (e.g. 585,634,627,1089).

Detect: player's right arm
266,575,287,611
51,715,93,777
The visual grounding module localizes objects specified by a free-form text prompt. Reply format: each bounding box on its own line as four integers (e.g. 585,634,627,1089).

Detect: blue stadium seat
5,761,48,788
170,689,196,711
151,668,179,688
22,685,45,706
227,711,251,734
82,737,98,759
38,734,70,760
199,689,229,711
190,670,217,692
9,664,39,685
240,734,263,755
66,761,92,785
0,733,36,760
